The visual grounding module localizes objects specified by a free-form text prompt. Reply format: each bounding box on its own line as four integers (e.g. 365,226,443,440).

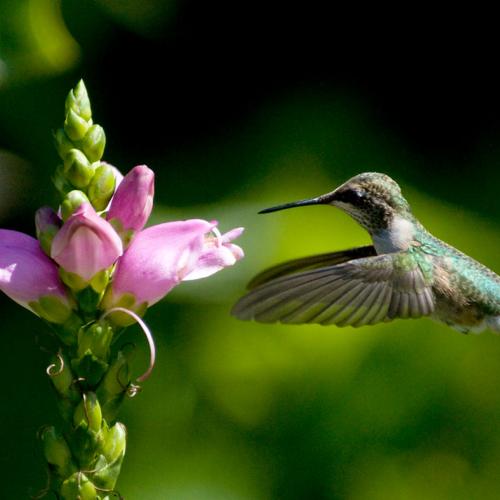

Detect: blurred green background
2,2,500,498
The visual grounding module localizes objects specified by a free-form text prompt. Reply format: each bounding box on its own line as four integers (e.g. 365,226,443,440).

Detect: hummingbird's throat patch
372,215,415,253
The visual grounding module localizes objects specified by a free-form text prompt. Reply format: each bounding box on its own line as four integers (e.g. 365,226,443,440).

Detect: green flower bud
63,149,95,188
92,422,127,489
54,128,75,161
73,392,102,433
61,190,90,221
78,322,114,360
60,472,96,500
81,124,106,162
65,80,92,121
41,427,75,478
98,349,131,399
64,109,91,142
87,163,116,211
97,348,132,421
29,295,73,324
101,422,127,463
48,352,78,400
53,164,74,197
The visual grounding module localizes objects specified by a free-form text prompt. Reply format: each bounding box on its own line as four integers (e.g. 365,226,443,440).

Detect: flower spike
0,79,244,498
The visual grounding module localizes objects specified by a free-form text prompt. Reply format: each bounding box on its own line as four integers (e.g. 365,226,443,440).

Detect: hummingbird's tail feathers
247,245,377,289
232,252,435,327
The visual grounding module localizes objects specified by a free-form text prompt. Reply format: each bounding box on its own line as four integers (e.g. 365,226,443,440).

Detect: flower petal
51,203,123,281
0,229,68,308
221,227,245,243
107,165,154,232
106,219,214,307
183,226,244,281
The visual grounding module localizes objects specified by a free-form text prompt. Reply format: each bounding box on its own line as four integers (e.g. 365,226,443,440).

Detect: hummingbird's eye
337,188,366,206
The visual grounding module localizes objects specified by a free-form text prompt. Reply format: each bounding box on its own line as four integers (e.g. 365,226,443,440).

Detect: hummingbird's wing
232,252,435,327
247,245,376,289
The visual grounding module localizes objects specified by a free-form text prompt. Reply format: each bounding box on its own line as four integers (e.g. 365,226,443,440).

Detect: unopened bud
102,422,127,463
60,472,96,500
54,128,75,160
107,164,154,239
87,163,116,211
73,392,102,433
35,206,62,255
78,321,114,360
93,422,126,489
63,149,94,188
61,190,90,221
53,164,73,196
48,353,75,398
65,80,92,121
98,349,131,400
64,108,91,142
41,427,75,478
81,124,106,162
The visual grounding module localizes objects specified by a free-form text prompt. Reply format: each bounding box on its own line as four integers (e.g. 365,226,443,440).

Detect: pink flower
102,220,244,311
107,165,154,233
103,219,214,308
1,163,244,324
101,166,244,312
0,229,72,321
51,203,123,281
184,226,245,280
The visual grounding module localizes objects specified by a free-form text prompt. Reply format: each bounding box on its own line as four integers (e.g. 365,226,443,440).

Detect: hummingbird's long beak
259,194,332,214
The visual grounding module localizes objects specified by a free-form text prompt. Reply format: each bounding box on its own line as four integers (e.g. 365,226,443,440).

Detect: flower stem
42,319,132,498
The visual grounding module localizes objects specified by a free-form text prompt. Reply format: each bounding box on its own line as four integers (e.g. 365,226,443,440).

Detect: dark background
1,2,500,498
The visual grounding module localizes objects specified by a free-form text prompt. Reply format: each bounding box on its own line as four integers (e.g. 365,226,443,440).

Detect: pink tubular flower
0,229,71,320
100,165,244,313
1,163,244,328
103,219,212,308
107,165,154,233
102,220,244,311
51,203,123,281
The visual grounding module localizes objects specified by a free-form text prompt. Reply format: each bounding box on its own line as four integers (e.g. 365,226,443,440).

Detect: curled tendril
100,307,156,383
36,425,51,441
46,352,65,377
127,384,142,397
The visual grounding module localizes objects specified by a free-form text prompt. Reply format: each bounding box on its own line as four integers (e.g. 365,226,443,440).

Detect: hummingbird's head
326,172,413,232
260,172,413,234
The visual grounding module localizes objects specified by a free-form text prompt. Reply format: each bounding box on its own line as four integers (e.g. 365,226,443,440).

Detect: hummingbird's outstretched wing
247,245,376,289
232,252,435,327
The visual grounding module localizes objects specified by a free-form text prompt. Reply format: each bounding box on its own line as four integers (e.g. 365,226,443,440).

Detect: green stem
41,320,132,499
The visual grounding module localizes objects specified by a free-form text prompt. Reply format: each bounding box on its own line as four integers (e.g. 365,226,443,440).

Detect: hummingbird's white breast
372,215,415,254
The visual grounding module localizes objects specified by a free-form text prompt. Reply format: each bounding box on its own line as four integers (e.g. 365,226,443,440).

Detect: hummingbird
232,172,500,333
